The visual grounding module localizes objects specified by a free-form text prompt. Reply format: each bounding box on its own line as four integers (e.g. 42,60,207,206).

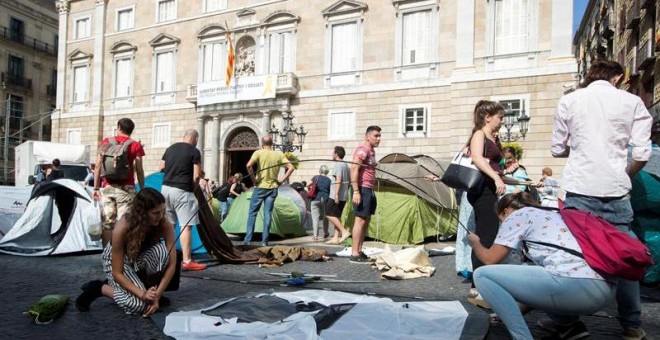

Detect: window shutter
115,58,131,96
156,52,173,92
332,23,357,73
268,33,281,73
74,66,88,102
282,32,293,72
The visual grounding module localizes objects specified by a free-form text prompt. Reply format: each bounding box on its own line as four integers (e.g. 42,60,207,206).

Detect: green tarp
221,190,307,239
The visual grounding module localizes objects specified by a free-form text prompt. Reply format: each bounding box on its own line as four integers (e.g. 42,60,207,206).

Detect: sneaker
541,321,589,340
467,293,491,309
182,261,207,271
349,252,373,264
623,327,647,340
75,280,104,312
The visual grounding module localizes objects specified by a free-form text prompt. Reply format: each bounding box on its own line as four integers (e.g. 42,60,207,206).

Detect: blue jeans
474,265,614,340
244,188,278,245
564,192,641,329
220,201,228,219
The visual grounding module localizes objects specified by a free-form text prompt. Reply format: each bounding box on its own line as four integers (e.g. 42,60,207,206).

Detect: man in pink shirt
349,126,381,263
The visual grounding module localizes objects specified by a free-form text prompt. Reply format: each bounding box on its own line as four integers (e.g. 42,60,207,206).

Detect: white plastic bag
87,202,102,241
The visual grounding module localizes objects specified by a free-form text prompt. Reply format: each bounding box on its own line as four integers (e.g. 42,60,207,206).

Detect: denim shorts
353,187,377,217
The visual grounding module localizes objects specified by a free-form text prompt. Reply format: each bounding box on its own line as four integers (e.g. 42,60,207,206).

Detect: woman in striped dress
75,188,177,316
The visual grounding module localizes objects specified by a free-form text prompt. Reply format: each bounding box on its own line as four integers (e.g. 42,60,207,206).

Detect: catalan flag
225,30,234,87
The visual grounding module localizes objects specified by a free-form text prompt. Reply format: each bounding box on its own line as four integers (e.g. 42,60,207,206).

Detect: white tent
0,179,102,256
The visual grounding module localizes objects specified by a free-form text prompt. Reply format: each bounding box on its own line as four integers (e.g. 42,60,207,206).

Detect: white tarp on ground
0,186,32,235
164,290,468,340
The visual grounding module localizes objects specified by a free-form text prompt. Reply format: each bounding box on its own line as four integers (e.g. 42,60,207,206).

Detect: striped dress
101,241,169,314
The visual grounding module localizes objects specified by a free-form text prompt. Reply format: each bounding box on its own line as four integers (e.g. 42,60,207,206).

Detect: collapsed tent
0,179,102,256
164,290,487,339
631,147,660,284
221,186,308,239
342,154,458,245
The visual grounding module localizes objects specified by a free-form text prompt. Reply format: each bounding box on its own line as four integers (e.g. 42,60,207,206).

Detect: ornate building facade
52,0,576,183
0,0,58,184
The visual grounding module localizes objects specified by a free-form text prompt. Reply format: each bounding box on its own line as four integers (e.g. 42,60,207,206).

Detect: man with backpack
552,59,653,340
93,118,145,247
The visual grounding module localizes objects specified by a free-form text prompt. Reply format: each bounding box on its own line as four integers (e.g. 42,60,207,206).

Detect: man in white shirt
551,59,652,340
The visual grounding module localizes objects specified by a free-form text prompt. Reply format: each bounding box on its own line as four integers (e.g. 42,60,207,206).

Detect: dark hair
365,125,381,134
583,59,624,87
52,158,60,167
472,100,505,133
495,192,541,216
124,188,166,261
334,146,346,159
117,118,135,135
502,146,517,158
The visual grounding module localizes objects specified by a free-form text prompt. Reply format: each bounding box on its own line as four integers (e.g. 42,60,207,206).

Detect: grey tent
0,179,102,256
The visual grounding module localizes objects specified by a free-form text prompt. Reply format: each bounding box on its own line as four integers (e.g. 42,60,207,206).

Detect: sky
573,0,589,35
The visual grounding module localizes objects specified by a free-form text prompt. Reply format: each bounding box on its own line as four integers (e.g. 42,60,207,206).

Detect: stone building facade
52,0,576,184
0,0,58,184
574,0,658,117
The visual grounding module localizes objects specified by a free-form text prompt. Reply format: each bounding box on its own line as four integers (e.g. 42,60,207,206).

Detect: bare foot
326,238,340,244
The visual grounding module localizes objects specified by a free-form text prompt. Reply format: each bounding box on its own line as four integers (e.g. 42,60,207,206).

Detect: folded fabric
373,246,435,280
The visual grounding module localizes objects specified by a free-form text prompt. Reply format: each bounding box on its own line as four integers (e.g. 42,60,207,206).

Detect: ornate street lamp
500,103,530,142
267,111,307,152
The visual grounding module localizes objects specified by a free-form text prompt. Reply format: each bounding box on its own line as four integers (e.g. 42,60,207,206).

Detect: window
204,0,226,13
327,110,355,140
330,23,357,73
74,17,91,39
322,1,366,86
155,51,174,93
267,31,294,73
153,123,171,147
116,7,134,31
491,95,530,136
402,10,431,65
113,58,132,97
66,128,82,144
157,0,176,22
400,106,428,137
8,55,24,80
201,42,226,82
494,0,529,55
7,94,23,130
9,17,24,43
72,65,89,103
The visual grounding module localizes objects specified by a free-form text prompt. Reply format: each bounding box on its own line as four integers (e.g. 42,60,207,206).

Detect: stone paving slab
1,238,659,339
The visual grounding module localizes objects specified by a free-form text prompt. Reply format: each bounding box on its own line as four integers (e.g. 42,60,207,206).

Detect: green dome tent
221,186,307,239
342,153,458,245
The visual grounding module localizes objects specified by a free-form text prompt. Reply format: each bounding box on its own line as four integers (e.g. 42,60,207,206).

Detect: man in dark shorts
349,126,381,263
324,146,350,244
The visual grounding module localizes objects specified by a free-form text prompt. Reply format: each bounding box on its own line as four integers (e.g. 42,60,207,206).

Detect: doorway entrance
226,127,259,187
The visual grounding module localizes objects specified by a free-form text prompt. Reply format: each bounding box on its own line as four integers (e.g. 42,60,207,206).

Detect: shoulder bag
441,145,486,193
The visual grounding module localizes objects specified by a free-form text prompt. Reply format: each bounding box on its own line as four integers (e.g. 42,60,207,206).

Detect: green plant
284,152,300,169
501,142,524,160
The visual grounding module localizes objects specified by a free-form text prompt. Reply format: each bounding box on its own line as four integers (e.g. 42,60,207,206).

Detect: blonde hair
233,173,243,181
542,167,553,176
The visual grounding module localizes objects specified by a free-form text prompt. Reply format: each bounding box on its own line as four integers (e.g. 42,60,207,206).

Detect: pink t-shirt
354,144,376,189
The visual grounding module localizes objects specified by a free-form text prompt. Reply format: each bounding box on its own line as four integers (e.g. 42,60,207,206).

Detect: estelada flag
226,30,234,87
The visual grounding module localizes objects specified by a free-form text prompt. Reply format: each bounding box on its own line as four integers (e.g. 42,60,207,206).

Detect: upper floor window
494,0,529,55
204,0,226,13
68,49,92,109
330,23,358,74
150,33,179,104
9,18,24,43
322,1,367,87
267,31,294,74
110,42,137,108
116,6,135,31
157,0,176,23
400,104,430,137
402,10,432,65
7,94,23,130
74,17,91,40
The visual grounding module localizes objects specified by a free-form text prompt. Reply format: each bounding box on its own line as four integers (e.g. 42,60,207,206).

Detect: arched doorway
226,127,259,187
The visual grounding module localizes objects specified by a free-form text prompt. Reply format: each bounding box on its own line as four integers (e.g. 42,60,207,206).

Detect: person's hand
494,177,506,195
467,232,480,247
425,174,439,182
92,190,102,201
352,191,361,205
143,299,159,317
334,194,339,205
142,286,158,301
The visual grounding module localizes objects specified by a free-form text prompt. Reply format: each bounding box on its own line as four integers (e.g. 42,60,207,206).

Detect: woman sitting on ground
467,192,615,340
76,188,177,316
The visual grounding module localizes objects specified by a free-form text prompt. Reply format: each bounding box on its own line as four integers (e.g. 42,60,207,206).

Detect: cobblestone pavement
1,237,659,339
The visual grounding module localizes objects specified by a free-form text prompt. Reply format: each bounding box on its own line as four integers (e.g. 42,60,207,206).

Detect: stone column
55,0,69,110
196,117,205,158
454,0,475,73
210,115,220,181
92,0,107,109
260,109,271,140
549,0,574,61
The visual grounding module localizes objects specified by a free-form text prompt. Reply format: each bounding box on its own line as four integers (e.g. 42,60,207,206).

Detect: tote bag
441,147,485,193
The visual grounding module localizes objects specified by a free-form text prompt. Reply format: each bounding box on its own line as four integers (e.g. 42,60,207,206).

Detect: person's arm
551,97,570,158
627,99,653,179
246,157,257,185
334,172,342,203
350,153,363,205
134,156,145,190
92,153,103,201
193,163,202,187
470,131,505,195
110,218,156,302
467,233,511,265
279,162,294,185
229,183,239,196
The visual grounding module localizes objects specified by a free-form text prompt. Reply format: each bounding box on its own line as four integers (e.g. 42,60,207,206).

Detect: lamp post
500,103,530,142
267,111,307,152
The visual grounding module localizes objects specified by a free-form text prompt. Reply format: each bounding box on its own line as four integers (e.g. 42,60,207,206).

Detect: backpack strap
116,138,134,156
523,240,584,259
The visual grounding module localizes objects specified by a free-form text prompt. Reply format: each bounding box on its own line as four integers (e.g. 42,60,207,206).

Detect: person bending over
468,192,615,340
76,188,177,317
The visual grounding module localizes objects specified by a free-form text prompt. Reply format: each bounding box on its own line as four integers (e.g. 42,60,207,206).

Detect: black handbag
441,147,485,193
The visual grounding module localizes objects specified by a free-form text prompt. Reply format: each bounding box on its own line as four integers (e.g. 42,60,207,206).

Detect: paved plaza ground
1,234,659,339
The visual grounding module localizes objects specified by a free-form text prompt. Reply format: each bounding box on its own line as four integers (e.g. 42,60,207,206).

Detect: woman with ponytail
467,192,614,340
76,188,177,317
465,100,506,303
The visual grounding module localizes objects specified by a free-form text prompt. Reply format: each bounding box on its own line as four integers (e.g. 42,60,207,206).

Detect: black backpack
213,183,231,201
99,138,134,182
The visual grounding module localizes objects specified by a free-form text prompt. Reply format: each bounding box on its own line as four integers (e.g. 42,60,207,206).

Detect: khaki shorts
101,185,136,230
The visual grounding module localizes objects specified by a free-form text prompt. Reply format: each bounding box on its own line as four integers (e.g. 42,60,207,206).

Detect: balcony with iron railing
626,0,641,29
186,73,299,104
1,72,32,90
0,26,57,56
636,35,655,71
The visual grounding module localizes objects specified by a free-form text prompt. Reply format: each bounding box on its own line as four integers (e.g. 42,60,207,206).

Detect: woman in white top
468,192,615,340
